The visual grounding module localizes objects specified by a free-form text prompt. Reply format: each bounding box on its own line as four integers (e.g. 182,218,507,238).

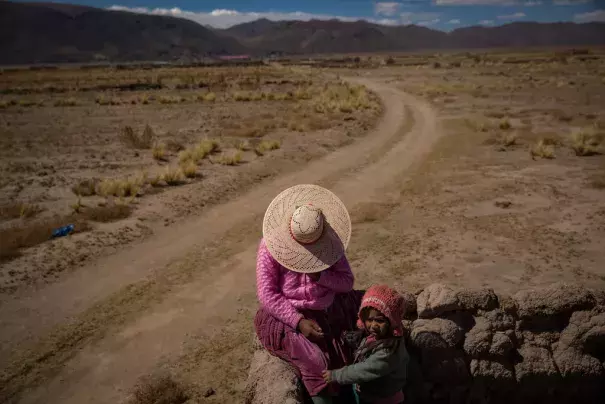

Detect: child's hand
322,370,333,384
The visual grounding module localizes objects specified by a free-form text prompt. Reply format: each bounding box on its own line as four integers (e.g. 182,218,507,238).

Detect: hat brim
262,184,351,273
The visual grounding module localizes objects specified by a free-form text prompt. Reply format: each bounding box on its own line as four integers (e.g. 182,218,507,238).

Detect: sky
16,0,605,31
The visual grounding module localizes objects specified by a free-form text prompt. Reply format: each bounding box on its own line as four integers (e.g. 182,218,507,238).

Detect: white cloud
108,5,389,28
435,0,541,4
497,12,526,20
375,2,400,16
400,11,442,24
418,19,441,26
479,19,495,25
435,0,516,4
554,0,592,5
447,19,461,24
574,9,605,22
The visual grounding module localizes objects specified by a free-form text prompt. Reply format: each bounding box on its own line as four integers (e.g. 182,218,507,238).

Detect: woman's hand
322,370,333,384
297,318,324,341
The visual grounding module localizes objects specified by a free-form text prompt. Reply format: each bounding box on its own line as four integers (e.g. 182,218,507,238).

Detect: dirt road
0,76,441,403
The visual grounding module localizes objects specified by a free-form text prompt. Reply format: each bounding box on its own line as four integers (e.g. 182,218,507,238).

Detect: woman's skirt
254,291,363,397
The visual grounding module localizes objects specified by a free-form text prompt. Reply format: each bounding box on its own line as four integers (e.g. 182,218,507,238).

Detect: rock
582,326,605,360
520,330,560,349
244,349,303,404
499,295,518,316
443,311,475,332
515,345,560,383
481,309,515,331
457,288,499,312
470,359,515,381
203,387,216,398
421,349,470,385
410,318,465,350
553,346,604,378
399,290,417,318
490,332,514,357
416,283,462,318
464,317,493,357
514,284,596,330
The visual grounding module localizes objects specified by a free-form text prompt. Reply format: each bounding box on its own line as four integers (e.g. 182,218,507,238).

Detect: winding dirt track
0,77,441,404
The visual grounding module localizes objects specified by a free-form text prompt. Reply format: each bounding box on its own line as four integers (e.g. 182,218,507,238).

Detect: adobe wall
244,283,605,404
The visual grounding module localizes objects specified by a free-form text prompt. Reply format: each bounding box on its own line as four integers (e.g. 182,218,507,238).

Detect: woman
254,184,362,404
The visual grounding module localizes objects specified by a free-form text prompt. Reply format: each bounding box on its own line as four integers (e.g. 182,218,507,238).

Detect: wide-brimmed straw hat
262,184,351,273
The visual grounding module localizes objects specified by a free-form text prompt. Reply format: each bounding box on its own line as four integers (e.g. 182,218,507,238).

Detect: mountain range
1,1,604,65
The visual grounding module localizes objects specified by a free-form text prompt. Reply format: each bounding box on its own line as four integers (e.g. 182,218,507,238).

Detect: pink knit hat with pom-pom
356,285,405,337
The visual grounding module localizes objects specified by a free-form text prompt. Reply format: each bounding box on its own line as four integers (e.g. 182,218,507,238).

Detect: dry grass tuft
178,139,220,164
53,97,78,107
571,130,603,156
499,119,512,130
161,167,185,185
217,151,243,165
503,132,518,147
236,140,251,151
120,125,155,149
129,374,188,404
530,140,556,160
180,161,198,178
71,179,98,197
97,177,143,198
254,140,281,156
152,143,167,161
165,139,185,152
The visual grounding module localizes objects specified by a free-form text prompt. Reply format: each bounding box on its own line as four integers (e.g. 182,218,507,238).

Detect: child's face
363,308,390,339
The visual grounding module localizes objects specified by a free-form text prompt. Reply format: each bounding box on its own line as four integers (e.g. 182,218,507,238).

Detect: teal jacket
332,336,410,402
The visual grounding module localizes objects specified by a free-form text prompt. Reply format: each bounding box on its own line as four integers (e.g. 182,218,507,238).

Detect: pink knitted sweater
256,238,355,329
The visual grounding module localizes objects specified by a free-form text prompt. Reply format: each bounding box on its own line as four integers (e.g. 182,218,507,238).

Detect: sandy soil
0,51,604,404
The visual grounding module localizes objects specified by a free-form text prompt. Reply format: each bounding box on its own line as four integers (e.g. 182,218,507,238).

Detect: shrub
152,143,167,161
54,97,78,107
499,119,512,130
503,132,517,147
218,151,243,165
531,140,556,160
162,167,185,185
71,179,98,197
571,130,603,156
120,125,154,149
255,140,280,156
180,161,198,178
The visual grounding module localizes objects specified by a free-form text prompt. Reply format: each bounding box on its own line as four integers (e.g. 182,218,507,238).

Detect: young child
322,285,409,404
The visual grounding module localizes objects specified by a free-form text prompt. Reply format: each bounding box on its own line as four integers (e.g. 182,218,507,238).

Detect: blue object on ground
51,224,75,238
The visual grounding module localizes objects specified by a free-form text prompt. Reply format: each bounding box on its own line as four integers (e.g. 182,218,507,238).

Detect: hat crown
290,204,324,244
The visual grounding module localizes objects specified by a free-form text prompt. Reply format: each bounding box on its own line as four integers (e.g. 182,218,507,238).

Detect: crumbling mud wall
245,283,605,404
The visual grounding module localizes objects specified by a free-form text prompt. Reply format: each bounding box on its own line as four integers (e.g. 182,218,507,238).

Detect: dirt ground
1,49,604,404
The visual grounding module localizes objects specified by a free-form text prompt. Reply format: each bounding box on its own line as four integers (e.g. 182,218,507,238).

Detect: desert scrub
54,97,78,107
71,179,98,196
97,177,143,198
502,132,518,147
571,129,603,156
152,143,167,161
80,204,132,223
196,92,216,102
255,140,281,156
162,167,185,185
530,140,556,160
120,125,155,149
178,139,220,164
236,140,251,151
217,151,243,165
499,119,512,130
180,160,198,178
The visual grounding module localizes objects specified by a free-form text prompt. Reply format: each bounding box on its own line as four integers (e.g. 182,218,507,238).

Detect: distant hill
1,1,604,65
0,1,246,65
222,19,605,54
